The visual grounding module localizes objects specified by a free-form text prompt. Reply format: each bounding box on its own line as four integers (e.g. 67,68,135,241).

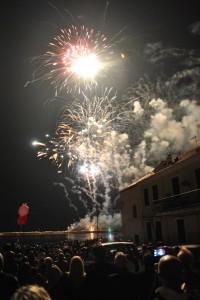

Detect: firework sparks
71,53,102,78
35,89,133,207
31,23,130,227
37,89,116,166
36,25,116,95
31,24,200,231
32,140,46,147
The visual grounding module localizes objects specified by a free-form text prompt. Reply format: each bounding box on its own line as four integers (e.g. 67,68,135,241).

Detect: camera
153,247,166,257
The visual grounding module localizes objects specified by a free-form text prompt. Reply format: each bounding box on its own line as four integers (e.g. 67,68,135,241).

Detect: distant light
45,134,50,138
107,232,114,241
121,53,125,59
89,225,95,232
108,227,112,233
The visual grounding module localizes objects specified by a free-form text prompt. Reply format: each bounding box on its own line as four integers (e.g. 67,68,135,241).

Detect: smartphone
154,247,166,257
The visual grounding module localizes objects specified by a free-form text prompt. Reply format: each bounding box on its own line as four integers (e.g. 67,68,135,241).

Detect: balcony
153,189,200,214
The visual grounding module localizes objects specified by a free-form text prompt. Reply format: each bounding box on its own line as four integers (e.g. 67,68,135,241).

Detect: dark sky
1,0,199,231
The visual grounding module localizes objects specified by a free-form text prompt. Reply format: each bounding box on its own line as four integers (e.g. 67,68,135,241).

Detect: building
120,146,200,244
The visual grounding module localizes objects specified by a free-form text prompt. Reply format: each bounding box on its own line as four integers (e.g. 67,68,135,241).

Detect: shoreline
0,230,117,237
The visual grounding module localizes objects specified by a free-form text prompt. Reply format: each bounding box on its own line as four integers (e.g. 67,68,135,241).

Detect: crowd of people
0,238,200,300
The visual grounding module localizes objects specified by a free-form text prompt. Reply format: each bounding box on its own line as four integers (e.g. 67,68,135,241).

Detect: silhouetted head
158,255,183,292
69,256,85,280
43,257,53,268
114,251,128,270
177,246,194,270
143,254,154,271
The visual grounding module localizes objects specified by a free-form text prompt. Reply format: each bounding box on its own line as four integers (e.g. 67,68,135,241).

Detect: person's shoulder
108,272,118,279
0,271,19,286
0,271,17,280
52,264,62,273
154,294,165,300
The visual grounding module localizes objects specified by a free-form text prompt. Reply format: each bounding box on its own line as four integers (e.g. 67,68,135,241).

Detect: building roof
120,145,200,193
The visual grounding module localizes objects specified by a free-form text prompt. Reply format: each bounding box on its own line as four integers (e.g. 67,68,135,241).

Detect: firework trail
36,88,134,200
29,20,126,226
30,25,118,95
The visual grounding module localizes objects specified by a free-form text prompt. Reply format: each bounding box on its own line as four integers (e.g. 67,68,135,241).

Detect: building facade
120,146,200,244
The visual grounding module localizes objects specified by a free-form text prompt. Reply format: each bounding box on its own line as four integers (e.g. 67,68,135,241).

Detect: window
176,219,186,243
195,168,200,188
132,205,137,218
134,234,140,244
155,221,163,241
172,176,180,195
152,185,159,200
146,222,152,241
144,188,150,206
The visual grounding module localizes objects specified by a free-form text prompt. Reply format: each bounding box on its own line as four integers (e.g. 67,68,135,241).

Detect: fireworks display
32,20,200,230
36,88,133,205
31,24,127,226
37,25,117,95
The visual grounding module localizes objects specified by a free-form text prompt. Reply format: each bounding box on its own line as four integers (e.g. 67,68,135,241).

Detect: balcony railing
153,189,200,213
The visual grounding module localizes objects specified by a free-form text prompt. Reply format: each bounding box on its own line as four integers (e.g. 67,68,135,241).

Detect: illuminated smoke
68,213,121,232
189,21,200,36
138,98,200,163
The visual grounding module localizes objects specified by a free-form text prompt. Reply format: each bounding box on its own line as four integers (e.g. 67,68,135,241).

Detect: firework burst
37,89,117,168
37,25,116,95
31,23,129,224
36,88,133,202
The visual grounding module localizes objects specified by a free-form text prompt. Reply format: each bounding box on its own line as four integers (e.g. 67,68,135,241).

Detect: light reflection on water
67,231,115,241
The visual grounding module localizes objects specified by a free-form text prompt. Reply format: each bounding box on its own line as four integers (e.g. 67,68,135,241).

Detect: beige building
120,146,200,244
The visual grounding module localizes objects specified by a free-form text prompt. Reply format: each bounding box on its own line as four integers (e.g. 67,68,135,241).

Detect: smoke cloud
58,22,200,232
189,21,200,36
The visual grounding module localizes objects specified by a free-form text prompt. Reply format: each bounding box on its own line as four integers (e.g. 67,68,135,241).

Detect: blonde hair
69,256,86,280
177,246,194,269
11,285,51,300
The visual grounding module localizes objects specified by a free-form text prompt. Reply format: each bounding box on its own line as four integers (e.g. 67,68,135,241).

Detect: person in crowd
67,255,86,288
154,255,187,300
85,244,116,299
41,257,62,291
107,251,140,299
138,253,157,300
55,252,68,273
3,249,18,276
18,261,46,287
177,246,200,297
52,255,86,300
86,244,115,278
0,251,19,300
11,285,52,300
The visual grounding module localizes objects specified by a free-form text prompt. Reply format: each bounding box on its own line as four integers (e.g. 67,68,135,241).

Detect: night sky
1,0,199,231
